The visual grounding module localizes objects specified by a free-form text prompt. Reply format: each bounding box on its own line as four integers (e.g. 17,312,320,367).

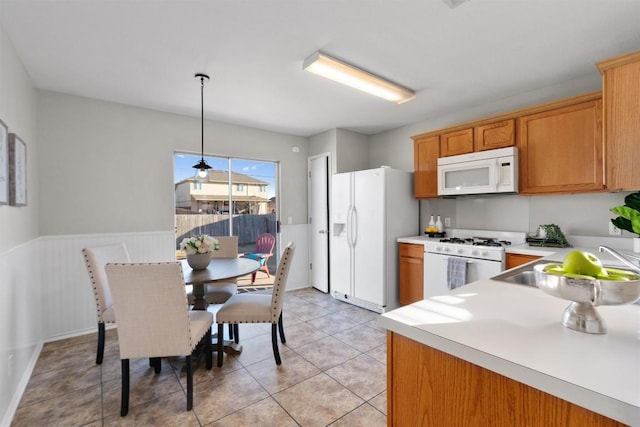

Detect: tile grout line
13,289,388,426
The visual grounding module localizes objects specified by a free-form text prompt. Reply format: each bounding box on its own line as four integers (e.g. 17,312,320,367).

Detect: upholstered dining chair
241,232,276,284
82,242,131,365
105,262,213,416
186,235,239,306
216,242,295,367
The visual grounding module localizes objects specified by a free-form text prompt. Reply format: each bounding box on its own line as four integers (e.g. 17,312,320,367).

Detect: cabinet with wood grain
518,98,604,195
597,50,640,191
475,119,515,151
398,243,424,305
413,135,440,199
505,253,542,270
387,332,625,427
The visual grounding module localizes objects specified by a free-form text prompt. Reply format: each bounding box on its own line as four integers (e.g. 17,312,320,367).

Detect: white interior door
308,154,330,293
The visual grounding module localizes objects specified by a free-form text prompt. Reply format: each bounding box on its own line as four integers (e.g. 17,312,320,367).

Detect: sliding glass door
174,153,278,275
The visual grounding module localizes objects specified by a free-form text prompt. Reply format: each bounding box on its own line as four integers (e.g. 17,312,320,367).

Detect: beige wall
308,128,368,175
0,26,39,252
309,129,336,173
37,91,309,235
335,128,368,173
0,23,40,426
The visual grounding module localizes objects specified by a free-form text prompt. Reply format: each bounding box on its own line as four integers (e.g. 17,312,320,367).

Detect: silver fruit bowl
534,247,640,334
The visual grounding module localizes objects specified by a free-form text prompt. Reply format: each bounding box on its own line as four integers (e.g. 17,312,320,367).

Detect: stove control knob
472,250,479,256
457,248,463,254
435,246,442,252
482,251,489,257
443,247,450,253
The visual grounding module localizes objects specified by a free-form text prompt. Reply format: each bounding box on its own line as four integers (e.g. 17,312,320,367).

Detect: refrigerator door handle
350,206,358,247
345,206,353,248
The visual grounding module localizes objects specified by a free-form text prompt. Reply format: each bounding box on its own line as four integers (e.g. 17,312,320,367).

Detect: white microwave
437,147,518,196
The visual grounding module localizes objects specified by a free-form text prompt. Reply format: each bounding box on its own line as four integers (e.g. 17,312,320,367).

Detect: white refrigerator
330,167,418,313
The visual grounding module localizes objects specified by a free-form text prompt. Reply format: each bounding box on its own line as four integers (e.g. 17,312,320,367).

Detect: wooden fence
175,213,277,248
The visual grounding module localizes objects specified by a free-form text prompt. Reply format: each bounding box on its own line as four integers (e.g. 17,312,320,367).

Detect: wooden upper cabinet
413,135,440,198
475,119,515,151
518,99,604,195
440,128,473,157
597,50,640,191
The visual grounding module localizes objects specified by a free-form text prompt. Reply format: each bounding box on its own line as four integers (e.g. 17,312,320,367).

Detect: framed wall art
8,133,27,207
0,120,7,205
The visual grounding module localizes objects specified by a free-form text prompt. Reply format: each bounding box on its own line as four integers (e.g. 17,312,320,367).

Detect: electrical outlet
444,217,451,227
609,222,622,236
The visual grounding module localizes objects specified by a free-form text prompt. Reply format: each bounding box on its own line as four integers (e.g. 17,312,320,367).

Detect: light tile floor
11,288,388,426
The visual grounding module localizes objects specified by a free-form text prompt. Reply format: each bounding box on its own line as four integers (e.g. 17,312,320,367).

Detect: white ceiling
2,0,640,137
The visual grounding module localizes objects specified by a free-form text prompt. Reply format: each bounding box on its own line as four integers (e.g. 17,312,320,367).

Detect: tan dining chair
105,262,213,416
186,235,239,306
82,242,131,365
216,242,295,367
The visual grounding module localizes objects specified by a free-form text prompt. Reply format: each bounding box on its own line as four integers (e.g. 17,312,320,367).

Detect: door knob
318,230,326,234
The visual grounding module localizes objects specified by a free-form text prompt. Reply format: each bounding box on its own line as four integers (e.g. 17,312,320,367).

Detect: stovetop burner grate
439,237,512,247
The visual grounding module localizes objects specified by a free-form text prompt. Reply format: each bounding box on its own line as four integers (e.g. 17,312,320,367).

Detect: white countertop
398,233,637,267
378,280,640,425
397,235,442,245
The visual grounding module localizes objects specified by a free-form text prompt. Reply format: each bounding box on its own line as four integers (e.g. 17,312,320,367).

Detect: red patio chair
242,233,276,283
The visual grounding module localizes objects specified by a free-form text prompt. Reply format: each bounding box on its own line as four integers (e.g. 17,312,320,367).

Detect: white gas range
423,229,527,298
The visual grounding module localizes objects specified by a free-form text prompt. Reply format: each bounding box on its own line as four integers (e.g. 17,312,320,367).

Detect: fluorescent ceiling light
303,51,416,104
442,0,470,9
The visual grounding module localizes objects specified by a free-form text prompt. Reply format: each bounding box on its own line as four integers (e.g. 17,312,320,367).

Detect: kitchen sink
491,259,550,287
498,270,538,286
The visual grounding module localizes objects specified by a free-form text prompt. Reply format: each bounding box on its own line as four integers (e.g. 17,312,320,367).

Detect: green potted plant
611,192,640,253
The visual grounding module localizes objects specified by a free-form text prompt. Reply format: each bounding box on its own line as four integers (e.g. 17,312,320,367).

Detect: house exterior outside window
175,170,269,214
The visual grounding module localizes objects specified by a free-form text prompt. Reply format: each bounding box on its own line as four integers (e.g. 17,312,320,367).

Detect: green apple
603,268,640,280
562,251,603,277
543,263,563,272
564,272,597,280
599,274,630,281
543,264,566,276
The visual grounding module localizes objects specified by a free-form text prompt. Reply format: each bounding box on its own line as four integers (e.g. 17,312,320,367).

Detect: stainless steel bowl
534,263,640,334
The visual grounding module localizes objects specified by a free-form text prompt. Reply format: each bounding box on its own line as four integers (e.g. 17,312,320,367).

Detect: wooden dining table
181,257,260,354
181,257,260,310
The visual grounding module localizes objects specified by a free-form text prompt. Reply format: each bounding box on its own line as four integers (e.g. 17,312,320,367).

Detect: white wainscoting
279,224,309,291
0,227,310,426
0,239,42,427
38,231,176,340
0,231,175,427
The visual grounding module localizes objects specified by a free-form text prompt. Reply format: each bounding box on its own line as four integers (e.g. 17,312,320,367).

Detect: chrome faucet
598,246,640,274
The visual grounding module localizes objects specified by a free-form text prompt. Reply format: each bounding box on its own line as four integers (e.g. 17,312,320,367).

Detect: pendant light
193,73,211,182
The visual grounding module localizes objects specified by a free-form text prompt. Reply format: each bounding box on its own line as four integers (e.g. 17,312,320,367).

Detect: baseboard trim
1,342,43,427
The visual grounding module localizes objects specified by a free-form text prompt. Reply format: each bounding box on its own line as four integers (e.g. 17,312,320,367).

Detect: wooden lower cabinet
505,253,542,269
399,243,424,305
387,332,624,427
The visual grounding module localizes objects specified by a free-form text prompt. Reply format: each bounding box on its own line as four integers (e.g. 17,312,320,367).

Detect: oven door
423,253,503,298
